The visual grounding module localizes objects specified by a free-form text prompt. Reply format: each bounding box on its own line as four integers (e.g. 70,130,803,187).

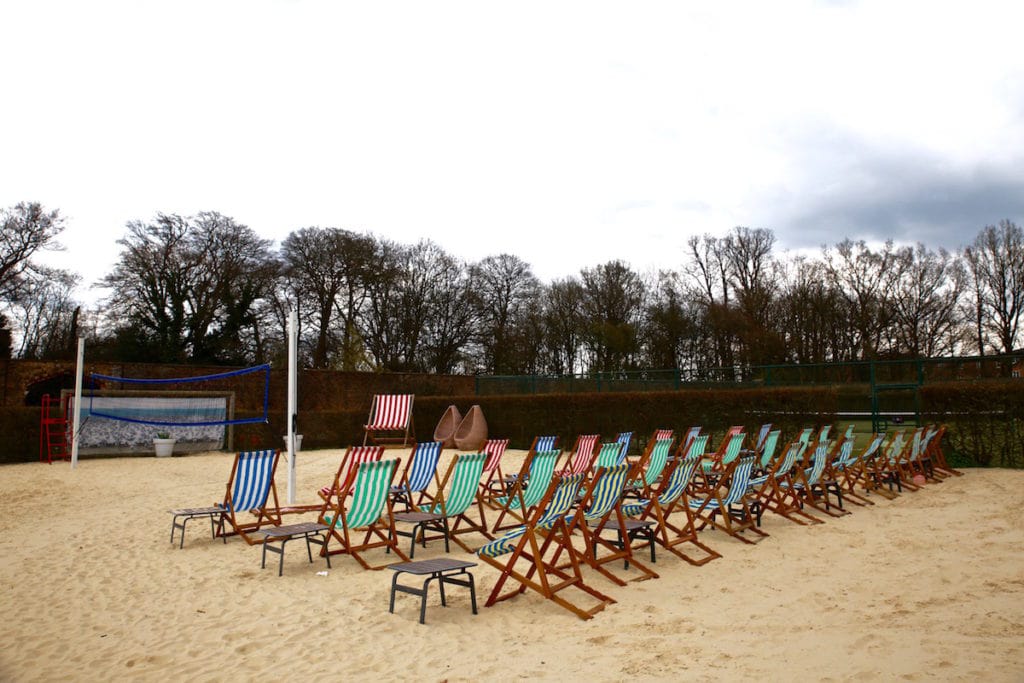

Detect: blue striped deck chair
477,473,616,620
390,441,443,511
490,450,560,532
393,453,490,556
688,454,768,544
608,441,722,568
170,449,282,548
615,432,633,460
560,463,659,584
755,423,773,451
819,439,856,511
320,458,409,569
680,426,701,457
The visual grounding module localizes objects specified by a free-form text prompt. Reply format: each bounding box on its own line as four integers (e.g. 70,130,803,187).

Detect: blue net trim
86,364,271,426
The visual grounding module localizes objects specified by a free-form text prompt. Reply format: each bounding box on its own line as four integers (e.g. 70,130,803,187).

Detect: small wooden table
255,522,331,576
388,558,478,624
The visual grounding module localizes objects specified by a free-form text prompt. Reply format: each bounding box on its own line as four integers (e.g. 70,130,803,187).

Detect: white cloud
3,0,1023,300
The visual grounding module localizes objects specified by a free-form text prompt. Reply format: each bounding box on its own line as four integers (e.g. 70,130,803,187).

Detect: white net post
70,337,85,469
286,309,298,504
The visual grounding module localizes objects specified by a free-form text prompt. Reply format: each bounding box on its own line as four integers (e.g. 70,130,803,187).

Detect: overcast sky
3,1,1023,303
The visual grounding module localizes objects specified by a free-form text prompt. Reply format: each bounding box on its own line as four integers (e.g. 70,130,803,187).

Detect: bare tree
580,260,646,372
469,254,540,374
9,267,80,359
963,220,1024,354
541,277,586,374
0,202,65,302
890,244,965,357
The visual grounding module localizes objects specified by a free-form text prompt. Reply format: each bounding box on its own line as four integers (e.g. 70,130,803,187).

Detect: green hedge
5,381,1021,467
921,381,1024,468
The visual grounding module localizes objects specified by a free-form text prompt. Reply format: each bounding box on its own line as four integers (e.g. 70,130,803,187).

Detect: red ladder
39,394,70,464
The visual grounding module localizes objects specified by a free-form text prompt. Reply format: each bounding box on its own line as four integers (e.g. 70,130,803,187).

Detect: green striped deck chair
320,458,409,569
393,453,490,556
790,441,849,518
757,439,824,525
625,438,673,498
477,473,616,620
170,449,282,548
756,429,782,471
609,446,721,567
701,432,746,475
593,442,626,470
490,450,560,533
561,463,659,583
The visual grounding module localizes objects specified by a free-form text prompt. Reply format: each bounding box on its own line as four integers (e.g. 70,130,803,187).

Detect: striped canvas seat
493,450,559,511
478,473,585,558
593,442,626,470
170,449,282,547
622,452,701,517
393,453,488,557
321,458,407,569
390,441,443,509
688,454,767,544
702,433,746,473
628,438,673,492
363,394,415,447
560,434,600,475
320,446,384,499
615,432,633,460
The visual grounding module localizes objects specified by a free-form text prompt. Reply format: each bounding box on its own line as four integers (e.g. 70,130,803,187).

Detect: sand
1,449,1022,682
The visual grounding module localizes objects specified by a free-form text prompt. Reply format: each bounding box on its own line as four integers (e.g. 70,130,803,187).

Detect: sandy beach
1,448,1022,682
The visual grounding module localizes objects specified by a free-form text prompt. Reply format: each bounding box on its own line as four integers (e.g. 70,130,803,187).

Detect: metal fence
474,354,1023,396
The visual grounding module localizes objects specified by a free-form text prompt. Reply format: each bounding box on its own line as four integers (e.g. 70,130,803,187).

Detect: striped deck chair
700,432,746,477
754,429,781,475
496,434,558,491
924,424,961,477
866,431,908,498
478,438,511,501
688,454,768,544
755,423,773,452
606,438,722,567
393,453,490,556
363,394,415,447
559,434,600,475
559,463,659,584
680,426,702,457
477,473,616,620
170,449,282,548
593,442,627,470
615,432,633,460
624,437,674,499
320,458,408,569
819,439,856,510
489,450,561,532
797,427,814,446
913,425,946,480
750,439,820,525
836,434,885,505
797,442,850,517
318,446,384,501
390,441,443,511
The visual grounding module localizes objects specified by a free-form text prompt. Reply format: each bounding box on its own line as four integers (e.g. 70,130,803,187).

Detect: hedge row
5,381,1021,467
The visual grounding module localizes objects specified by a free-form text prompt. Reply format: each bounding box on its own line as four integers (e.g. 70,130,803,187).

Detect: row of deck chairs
170,422,959,619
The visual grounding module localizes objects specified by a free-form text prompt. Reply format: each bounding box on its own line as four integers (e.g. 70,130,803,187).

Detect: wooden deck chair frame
689,454,769,544
170,449,282,547
755,440,825,525
363,394,415,447
392,453,492,557
556,463,660,585
835,434,885,506
478,473,616,620
318,445,385,502
791,442,849,518
319,458,409,569
606,440,722,568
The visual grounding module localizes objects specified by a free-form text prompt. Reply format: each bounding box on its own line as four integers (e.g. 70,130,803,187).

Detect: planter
153,438,176,457
283,434,303,453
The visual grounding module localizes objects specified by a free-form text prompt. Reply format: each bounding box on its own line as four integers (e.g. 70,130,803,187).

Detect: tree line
1,201,1021,374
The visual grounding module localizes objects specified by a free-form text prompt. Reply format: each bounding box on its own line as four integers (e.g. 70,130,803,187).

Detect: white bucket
283,434,303,452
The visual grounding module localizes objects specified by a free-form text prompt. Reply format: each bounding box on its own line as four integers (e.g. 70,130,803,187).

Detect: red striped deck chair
318,446,384,502
559,434,600,475
478,438,511,502
363,394,415,447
